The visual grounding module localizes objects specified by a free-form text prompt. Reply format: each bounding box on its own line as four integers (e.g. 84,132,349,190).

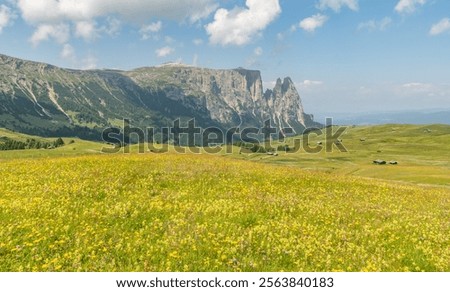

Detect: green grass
1,124,449,272
0,154,449,271
0,128,104,161
1,124,449,186
222,124,450,187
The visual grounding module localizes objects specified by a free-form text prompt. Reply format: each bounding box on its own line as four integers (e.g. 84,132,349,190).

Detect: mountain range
0,54,319,140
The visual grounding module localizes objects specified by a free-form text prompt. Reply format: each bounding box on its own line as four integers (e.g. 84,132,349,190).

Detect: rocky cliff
0,54,319,139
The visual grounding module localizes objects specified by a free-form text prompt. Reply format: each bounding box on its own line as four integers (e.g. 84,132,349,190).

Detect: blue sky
0,0,449,115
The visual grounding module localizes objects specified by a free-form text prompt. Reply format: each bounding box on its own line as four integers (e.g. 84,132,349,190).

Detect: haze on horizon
0,0,449,115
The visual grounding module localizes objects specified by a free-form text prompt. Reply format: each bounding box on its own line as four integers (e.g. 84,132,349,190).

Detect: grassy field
225,124,450,187
1,154,449,272
0,124,449,271
3,124,448,186
0,128,103,161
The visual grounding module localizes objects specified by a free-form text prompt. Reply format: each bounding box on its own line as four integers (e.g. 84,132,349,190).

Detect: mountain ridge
0,53,320,140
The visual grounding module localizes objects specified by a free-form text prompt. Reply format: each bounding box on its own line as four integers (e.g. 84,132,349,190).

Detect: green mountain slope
0,54,318,140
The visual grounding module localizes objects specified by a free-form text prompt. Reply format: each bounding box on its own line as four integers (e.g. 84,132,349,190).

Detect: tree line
0,137,66,151
234,141,292,153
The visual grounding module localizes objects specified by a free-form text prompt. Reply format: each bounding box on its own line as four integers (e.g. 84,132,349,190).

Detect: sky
0,0,450,115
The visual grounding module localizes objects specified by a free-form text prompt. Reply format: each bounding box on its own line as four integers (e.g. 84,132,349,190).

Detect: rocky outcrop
0,54,319,138
127,65,319,133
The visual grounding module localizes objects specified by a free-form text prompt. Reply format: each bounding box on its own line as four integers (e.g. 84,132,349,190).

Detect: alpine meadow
0,125,449,272
1,0,450,277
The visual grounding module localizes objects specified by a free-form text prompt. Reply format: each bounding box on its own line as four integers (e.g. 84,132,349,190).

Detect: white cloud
317,0,359,12
294,80,324,92
394,0,426,14
301,80,324,88
61,45,101,70
430,18,450,36
205,0,281,46
246,47,264,67
0,4,15,33
17,0,92,24
102,17,121,36
16,0,217,24
139,21,162,40
358,17,392,32
75,20,98,41
401,82,433,91
16,0,217,47
398,82,450,97
30,23,70,46
299,14,328,33
246,59,260,68
156,46,175,58
396,82,450,100
60,43,76,61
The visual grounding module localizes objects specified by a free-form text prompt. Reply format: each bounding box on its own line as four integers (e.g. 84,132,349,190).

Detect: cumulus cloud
156,46,175,58
74,18,120,42
394,0,426,14
30,23,70,46
205,0,281,46
317,0,359,12
102,17,121,36
430,18,450,36
16,0,217,24
15,0,217,46
75,20,98,41
299,14,328,33
0,4,15,33
60,43,76,61
139,21,162,40
358,17,392,32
